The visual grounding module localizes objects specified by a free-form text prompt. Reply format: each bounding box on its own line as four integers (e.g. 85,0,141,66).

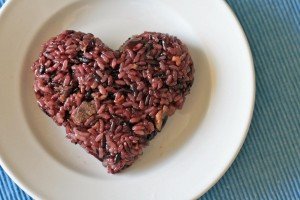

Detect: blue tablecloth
0,0,299,199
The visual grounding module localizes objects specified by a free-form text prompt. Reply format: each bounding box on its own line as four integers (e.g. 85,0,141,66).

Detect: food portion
31,30,194,173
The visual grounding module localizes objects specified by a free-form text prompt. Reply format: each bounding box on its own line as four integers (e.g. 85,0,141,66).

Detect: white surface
0,0,255,199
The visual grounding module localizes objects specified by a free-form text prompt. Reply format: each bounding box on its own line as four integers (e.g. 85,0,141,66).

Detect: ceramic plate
0,0,255,199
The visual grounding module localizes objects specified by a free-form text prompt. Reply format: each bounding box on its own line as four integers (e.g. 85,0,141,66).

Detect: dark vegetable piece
146,131,157,141
114,153,121,164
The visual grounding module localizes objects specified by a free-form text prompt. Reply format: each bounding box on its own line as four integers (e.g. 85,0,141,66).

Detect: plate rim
194,1,256,198
0,1,39,198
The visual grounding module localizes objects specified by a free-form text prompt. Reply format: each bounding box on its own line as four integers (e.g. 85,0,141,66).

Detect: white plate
0,0,255,199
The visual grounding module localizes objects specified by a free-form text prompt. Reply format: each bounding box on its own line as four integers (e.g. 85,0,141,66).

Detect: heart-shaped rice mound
31,30,194,173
